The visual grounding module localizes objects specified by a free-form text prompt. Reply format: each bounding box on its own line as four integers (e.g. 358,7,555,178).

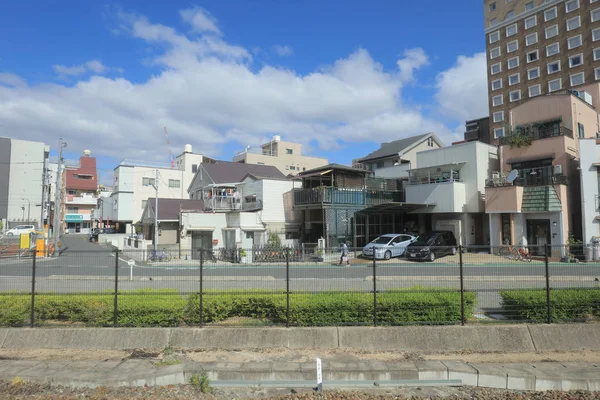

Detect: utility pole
40,147,49,232
54,138,67,250
151,169,159,254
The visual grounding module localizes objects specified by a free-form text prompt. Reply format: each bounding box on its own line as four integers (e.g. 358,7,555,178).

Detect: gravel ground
1,381,600,400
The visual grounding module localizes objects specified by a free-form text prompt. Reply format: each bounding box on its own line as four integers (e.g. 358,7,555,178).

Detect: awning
241,226,267,231
188,226,215,231
506,153,555,164
300,169,333,178
593,163,600,167
357,202,435,214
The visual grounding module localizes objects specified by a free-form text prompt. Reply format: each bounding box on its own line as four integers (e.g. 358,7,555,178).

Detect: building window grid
493,111,504,122
509,73,520,85
489,31,500,43
544,7,557,21
526,32,538,46
594,48,600,61
565,0,580,13
528,67,540,80
527,49,539,62
508,56,520,69
595,67,600,80
529,84,542,97
547,60,561,74
592,7,600,22
569,53,583,68
494,127,505,139
507,40,518,53
506,23,518,37
525,15,537,29
545,24,559,39
593,28,600,41
570,72,585,86
509,90,521,102
490,47,501,59
548,78,562,92
568,35,582,50
566,16,581,31
492,79,503,90
491,62,502,74
492,94,504,106
546,42,560,56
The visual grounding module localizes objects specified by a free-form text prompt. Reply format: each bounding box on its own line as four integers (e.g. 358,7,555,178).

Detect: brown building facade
484,0,600,142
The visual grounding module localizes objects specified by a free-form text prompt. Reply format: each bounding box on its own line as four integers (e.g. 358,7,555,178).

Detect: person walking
339,241,350,266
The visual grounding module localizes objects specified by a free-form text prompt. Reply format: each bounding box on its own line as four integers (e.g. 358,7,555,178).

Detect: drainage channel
211,379,463,389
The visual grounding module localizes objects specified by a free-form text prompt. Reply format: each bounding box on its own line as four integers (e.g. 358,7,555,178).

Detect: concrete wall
374,163,411,178
406,182,467,213
486,185,524,213
0,137,10,222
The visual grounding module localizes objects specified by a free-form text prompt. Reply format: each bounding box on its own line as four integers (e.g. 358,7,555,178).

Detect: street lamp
21,198,31,224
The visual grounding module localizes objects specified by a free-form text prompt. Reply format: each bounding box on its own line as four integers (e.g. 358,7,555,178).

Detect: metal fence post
545,244,551,324
113,249,119,327
286,248,290,328
30,250,36,328
459,245,465,326
373,256,377,327
199,249,204,327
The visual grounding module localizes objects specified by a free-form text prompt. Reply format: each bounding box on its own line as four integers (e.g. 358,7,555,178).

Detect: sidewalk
1,358,598,391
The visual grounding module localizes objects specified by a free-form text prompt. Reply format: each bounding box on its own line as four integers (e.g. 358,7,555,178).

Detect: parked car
89,228,100,242
362,233,417,260
5,225,36,236
405,231,458,262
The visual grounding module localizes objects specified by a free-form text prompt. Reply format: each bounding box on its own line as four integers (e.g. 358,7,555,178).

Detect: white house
405,141,499,246
579,138,600,252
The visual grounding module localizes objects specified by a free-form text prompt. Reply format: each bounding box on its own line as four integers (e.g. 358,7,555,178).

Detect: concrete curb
1,324,599,353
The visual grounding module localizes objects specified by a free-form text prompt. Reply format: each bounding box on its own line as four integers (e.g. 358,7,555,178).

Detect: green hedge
501,289,600,322
0,288,475,327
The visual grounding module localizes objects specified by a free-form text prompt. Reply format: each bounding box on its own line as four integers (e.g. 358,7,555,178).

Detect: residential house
110,144,215,233
405,141,499,246
63,151,98,234
232,135,328,176
0,137,49,230
485,89,599,257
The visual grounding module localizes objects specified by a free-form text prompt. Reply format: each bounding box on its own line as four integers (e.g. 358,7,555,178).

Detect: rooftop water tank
184,144,192,153
273,135,281,142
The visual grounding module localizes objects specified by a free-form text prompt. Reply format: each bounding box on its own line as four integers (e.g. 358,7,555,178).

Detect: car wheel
6,232,13,236
451,247,457,256
384,250,391,260
429,252,436,262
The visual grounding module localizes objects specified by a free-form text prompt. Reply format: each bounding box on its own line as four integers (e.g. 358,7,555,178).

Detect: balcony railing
242,199,263,211
486,172,567,188
499,125,573,146
293,187,403,206
204,196,263,212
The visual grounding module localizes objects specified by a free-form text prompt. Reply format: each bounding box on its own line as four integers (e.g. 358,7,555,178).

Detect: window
192,164,198,173
507,40,518,52
525,1,534,10
289,165,296,170
489,2,496,11
509,73,520,85
547,60,561,74
141,200,147,209
286,148,293,154
427,137,435,147
569,53,583,67
142,177,156,186
526,32,538,46
593,27,600,41
506,10,514,19
568,35,582,49
508,56,519,69
570,72,585,86
592,7,600,22
529,84,541,97
578,122,585,138
525,15,537,29
566,16,581,31
376,161,384,169
67,206,79,213
544,7,557,21
528,67,540,80
548,78,562,92
490,18,498,27
491,62,502,74
565,0,579,12
494,127,505,138
491,79,503,90
490,47,501,59
493,111,504,123
506,23,517,36
168,179,180,188
527,50,539,62
545,24,558,39
546,42,560,56
489,31,500,43
595,67,600,80
492,94,503,106
509,90,521,102
594,48,600,61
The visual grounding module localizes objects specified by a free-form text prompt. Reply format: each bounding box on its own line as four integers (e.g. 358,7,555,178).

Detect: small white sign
316,357,322,384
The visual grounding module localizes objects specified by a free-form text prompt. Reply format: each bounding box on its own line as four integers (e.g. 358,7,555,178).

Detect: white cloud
52,60,116,77
274,45,293,56
0,8,484,163
180,7,221,35
0,73,27,88
85,60,107,74
397,48,429,82
435,52,488,121
53,64,87,76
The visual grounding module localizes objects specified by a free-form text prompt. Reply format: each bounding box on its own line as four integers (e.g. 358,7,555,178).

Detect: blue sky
0,1,488,184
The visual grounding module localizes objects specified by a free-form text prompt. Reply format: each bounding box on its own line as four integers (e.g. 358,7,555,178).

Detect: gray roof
203,161,286,183
145,198,204,222
357,133,436,162
299,163,369,177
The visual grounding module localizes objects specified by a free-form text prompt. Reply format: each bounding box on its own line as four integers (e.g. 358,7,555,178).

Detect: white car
5,225,36,236
362,233,417,260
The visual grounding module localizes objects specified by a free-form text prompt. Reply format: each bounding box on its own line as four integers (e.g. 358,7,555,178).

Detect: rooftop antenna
506,169,518,184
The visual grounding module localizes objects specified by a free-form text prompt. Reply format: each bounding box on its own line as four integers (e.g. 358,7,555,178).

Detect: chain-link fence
0,244,598,328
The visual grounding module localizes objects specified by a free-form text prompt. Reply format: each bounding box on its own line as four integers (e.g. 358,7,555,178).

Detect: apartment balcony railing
204,196,263,212
293,187,404,207
499,125,573,146
485,172,567,188
595,194,600,212
242,199,263,211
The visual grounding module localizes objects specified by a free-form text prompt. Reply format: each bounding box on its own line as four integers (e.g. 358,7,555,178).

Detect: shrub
501,289,600,322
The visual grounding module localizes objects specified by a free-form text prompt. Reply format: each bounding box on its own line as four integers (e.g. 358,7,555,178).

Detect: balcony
499,123,573,146
293,187,403,207
485,170,568,188
406,181,466,213
204,196,263,212
65,195,97,206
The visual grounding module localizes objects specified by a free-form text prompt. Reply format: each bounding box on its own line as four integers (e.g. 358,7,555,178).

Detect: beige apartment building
232,135,328,175
484,0,600,142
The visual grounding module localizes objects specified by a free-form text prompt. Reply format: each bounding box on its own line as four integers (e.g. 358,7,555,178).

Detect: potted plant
239,248,248,264
315,248,324,262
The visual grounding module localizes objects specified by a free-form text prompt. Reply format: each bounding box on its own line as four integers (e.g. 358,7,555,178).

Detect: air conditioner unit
554,165,563,175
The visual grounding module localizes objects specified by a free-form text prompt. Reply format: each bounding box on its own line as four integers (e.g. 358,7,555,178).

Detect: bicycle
147,248,172,262
498,243,531,262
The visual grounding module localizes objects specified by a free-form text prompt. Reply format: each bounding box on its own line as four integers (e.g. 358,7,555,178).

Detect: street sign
316,358,322,392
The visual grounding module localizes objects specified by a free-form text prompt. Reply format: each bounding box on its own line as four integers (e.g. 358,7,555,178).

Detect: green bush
0,294,30,326
501,289,600,322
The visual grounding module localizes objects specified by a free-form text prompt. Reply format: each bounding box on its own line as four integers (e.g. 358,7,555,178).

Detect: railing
293,187,403,206
205,196,241,211
499,125,573,146
242,199,263,211
486,172,567,188
595,194,600,212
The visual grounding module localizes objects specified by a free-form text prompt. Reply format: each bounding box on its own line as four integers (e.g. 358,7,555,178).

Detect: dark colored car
89,228,100,242
405,231,458,262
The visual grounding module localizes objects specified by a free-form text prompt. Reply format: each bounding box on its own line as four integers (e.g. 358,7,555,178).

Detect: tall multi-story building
110,144,215,233
63,151,98,234
232,135,328,175
484,0,600,141
0,137,49,230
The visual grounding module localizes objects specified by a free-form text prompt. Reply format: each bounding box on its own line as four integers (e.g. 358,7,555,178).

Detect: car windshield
371,236,393,245
413,233,437,244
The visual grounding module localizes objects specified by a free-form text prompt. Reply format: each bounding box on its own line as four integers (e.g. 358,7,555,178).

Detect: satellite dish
506,170,518,183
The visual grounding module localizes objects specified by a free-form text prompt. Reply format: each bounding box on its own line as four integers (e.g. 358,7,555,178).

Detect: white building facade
579,138,600,250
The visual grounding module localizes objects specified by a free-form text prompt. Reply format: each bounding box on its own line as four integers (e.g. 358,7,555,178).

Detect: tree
267,232,282,248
